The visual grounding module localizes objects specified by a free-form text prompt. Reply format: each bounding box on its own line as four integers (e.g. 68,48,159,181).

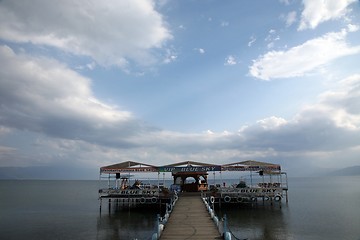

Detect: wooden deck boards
160,193,222,240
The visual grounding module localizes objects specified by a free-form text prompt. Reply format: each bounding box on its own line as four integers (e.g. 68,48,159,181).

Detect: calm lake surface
0,176,359,240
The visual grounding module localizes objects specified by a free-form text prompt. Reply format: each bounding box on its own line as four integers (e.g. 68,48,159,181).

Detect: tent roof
101,161,156,169
221,160,281,172
161,161,218,167
100,160,281,173
100,161,157,173
222,160,280,167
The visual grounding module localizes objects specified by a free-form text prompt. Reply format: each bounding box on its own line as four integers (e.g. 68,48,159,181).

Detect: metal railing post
223,214,232,240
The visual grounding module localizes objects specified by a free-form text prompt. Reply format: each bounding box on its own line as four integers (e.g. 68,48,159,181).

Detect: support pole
157,172,160,189
99,198,102,213
157,213,160,238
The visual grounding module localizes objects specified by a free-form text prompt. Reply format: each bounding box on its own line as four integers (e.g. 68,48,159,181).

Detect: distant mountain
0,166,99,180
329,166,360,176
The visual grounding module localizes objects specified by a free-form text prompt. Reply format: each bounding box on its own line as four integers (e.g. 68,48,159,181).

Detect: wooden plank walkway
160,193,222,239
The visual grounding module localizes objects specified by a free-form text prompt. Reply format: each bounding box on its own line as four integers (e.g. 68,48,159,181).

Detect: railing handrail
202,196,232,239
151,192,178,239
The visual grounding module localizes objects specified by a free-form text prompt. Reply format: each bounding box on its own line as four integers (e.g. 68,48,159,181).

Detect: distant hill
0,166,98,180
329,166,360,176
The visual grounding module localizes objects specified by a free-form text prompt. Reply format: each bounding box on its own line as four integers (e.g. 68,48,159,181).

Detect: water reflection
219,205,291,240
96,204,159,240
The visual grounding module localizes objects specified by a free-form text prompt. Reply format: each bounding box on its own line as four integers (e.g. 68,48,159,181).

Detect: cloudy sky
0,0,360,177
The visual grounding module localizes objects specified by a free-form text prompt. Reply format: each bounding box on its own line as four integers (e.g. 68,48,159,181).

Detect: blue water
0,176,359,240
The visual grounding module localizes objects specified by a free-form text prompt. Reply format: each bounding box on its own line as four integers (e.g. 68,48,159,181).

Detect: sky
0,0,360,178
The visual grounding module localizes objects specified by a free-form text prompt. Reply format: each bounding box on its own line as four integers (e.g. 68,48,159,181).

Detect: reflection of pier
219,204,289,239
96,207,159,240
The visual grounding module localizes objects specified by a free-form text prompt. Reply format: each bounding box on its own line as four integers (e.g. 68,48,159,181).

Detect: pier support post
99,198,102,213
157,213,161,238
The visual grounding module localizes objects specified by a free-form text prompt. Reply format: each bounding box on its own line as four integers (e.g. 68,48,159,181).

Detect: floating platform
99,188,174,208
98,160,288,210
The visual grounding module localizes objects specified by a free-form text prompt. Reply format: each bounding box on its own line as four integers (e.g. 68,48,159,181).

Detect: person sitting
236,180,247,188
130,180,141,189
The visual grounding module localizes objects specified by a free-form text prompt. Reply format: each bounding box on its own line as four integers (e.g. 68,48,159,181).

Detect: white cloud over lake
298,0,357,30
1,44,359,172
249,29,360,80
0,0,359,178
0,0,171,69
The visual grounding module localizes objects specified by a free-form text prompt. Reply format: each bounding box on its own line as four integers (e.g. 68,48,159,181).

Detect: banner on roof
100,165,280,173
158,165,222,172
222,165,281,171
100,167,157,173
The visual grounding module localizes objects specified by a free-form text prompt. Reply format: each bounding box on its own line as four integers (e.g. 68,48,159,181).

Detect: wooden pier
160,193,222,240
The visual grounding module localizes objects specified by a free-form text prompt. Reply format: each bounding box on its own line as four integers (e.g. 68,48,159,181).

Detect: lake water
0,176,359,240
220,176,360,240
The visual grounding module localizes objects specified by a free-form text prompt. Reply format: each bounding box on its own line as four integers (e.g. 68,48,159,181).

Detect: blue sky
0,0,360,177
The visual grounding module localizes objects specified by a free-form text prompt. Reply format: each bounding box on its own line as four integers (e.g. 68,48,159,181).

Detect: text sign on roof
222,165,281,171
158,165,221,172
100,167,157,173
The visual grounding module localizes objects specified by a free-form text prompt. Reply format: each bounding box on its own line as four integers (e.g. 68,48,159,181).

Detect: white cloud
0,0,172,69
303,75,360,129
317,74,360,129
142,74,360,166
75,62,97,71
0,126,11,135
269,29,276,34
224,55,237,66
285,11,297,27
298,0,357,30
1,1,359,175
0,145,15,153
249,29,360,80
134,75,360,161
1,46,360,172
248,36,257,47
235,74,360,166
257,117,288,130
0,45,137,143
264,29,280,49
348,24,360,32
163,48,178,63
267,42,275,49
194,48,205,54
86,62,96,70
221,21,229,27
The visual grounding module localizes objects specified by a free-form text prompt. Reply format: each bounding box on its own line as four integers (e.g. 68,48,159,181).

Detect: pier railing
202,195,232,240
152,192,226,239
151,192,178,239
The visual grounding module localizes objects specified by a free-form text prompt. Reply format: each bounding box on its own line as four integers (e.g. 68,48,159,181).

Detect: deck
160,193,222,240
